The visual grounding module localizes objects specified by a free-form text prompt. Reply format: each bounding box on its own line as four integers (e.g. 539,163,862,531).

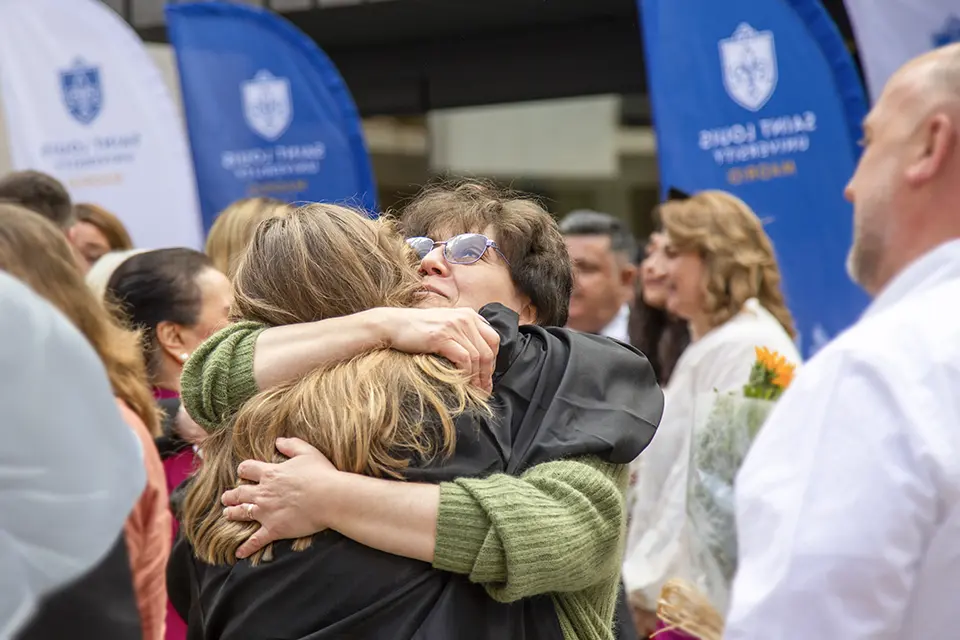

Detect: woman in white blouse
623,190,801,618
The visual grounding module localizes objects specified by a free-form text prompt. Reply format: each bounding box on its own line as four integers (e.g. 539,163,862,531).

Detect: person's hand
632,607,659,638
174,405,207,446
375,307,500,393
629,592,660,638
221,437,338,559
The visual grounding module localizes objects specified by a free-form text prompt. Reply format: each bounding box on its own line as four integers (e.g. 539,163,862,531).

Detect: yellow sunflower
754,346,797,390
771,360,796,389
753,346,779,370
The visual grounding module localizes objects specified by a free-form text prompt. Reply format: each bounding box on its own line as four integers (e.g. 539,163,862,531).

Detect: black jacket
16,534,141,640
168,304,663,640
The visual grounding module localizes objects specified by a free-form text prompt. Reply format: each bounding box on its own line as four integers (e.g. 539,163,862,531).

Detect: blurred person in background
105,248,232,640
560,210,637,342
0,170,74,230
70,203,134,271
205,196,292,278
623,191,799,632
86,248,207,483
0,170,99,275
106,249,233,407
89,247,210,509
86,249,150,302
0,270,145,638
628,231,691,386
624,230,690,638
0,205,168,640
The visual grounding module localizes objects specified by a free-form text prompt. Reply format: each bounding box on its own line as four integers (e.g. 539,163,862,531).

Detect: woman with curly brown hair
623,190,801,624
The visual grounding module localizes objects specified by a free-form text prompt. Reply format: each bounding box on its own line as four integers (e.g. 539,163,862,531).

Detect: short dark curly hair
398,179,572,327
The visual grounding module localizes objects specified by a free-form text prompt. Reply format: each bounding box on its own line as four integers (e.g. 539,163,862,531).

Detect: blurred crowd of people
2,43,960,640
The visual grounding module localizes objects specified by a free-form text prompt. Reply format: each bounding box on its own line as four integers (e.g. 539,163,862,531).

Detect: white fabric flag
845,0,960,102
0,0,203,249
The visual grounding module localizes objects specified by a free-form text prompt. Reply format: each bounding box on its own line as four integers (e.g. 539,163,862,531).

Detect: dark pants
613,580,640,640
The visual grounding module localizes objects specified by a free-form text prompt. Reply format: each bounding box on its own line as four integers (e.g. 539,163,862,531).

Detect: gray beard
846,231,884,291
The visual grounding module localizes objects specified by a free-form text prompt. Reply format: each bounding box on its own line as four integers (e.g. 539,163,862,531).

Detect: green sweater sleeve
179,320,267,433
433,456,627,603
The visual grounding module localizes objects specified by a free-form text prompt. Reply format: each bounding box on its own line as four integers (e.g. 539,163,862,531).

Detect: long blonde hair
0,205,161,435
205,197,292,278
183,203,490,565
659,191,796,337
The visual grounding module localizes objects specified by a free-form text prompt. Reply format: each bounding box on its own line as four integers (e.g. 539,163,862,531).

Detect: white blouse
623,298,801,609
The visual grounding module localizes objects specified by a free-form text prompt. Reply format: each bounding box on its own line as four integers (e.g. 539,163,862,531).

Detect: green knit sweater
181,322,629,639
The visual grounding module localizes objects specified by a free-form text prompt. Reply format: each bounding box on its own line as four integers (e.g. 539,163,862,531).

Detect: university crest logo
60,59,102,125
932,15,960,48
241,70,293,141
719,23,778,112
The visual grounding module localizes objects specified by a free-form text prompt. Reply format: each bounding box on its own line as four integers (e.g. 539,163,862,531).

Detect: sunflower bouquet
683,347,796,613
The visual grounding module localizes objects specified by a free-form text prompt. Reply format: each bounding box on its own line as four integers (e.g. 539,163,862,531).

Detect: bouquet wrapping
686,393,776,611
656,347,796,639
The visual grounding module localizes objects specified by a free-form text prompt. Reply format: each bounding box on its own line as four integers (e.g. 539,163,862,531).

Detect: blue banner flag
639,0,869,355
165,1,377,230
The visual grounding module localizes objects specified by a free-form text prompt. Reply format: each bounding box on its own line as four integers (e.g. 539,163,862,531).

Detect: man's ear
905,113,956,186
620,261,638,305
620,261,638,287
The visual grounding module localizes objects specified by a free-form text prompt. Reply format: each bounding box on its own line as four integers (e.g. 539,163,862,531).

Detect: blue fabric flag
639,0,869,356
165,1,377,230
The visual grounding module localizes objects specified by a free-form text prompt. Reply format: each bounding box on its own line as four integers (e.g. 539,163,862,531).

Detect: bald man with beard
725,44,960,638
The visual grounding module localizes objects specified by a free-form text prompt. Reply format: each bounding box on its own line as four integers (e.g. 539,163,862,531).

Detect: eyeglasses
406,233,510,266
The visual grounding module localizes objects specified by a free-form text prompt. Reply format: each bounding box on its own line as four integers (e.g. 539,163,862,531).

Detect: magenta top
153,387,194,640
655,620,700,639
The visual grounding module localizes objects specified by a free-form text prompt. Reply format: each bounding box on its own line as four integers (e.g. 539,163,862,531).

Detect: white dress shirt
624,299,801,609
727,239,960,639
600,303,631,344
0,273,145,638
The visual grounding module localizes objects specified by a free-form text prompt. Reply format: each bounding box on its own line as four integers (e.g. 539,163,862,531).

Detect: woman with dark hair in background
105,248,232,640
625,231,690,637
628,232,691,387
106,249,232,400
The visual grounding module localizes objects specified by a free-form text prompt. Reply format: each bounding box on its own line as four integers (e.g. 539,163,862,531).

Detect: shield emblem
718,23,778,112
241,70,293,141
60,59,102,125
932,15,960,48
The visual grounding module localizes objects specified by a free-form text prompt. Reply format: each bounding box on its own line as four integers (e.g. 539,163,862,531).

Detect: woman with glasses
176,181,662,639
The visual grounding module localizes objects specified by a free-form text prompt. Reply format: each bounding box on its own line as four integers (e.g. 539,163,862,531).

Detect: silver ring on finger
245,503,255,520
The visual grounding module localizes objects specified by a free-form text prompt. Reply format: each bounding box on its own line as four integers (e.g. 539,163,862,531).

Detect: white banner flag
0,0,202,249
845,1,960,102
